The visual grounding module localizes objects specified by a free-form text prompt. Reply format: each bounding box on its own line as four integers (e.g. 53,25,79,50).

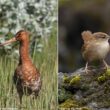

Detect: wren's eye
101,36,105,39
101,35,106,38
97,34,106,39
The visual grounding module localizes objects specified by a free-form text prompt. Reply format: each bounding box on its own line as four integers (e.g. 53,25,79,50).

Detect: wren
81,30,110,73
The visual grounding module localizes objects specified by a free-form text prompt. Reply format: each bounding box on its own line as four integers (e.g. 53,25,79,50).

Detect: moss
104,84,110,93
97,75,106,83
59,99,79,108
63,75,70,83
81,107,91,110
59,99,91,110
70,75,81,85
97,68,110,83
81,84,90,91
58,88,73,103
105,69,110,77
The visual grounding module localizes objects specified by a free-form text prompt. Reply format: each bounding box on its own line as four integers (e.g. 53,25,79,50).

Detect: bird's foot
84,68,91,74
105,65,110,70
103,60,110,70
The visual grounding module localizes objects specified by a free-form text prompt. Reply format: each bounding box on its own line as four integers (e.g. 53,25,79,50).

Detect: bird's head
15,30,29,41
0,30,29,46
93,32,110,41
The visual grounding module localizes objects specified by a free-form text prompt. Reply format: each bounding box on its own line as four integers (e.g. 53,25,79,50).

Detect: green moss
59,99,79,108
81,84,90,91
97,75,106,83
58,88,73,103
104,84,110,94
105,69,110,77
70,75,81,85
98,69,110,83
59,99,91,109
81,107,91,110
63,75,70,83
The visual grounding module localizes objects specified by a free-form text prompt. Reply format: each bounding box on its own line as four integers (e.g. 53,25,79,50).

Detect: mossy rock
59,67,110,110
97,75,106,83
81,107,91,110
63,75,70,83
69,75,81,85
58,88,73,103
105,69,110,77
80,84,90,91
97,68,110,83
59,99,91,110
59,99,79,108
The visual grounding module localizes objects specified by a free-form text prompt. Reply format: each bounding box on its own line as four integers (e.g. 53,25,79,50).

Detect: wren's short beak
0,37,16,46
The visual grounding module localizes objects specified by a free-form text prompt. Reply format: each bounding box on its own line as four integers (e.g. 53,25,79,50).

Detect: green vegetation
63,75,81,85
69,75,81,85
59,98,91,110
97,75,106,83
97,69,110,83
63,75,70,83
105,69,110,77
0,34,57,110
59,99,79,108
81,107,91,110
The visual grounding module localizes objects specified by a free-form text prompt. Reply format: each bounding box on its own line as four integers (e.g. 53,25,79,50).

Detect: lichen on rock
97,74,106,83
58,67,110,110
69,75,81,85
59,99,79,108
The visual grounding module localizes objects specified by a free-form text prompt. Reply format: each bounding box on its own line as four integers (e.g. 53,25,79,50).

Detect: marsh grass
0,34,57,110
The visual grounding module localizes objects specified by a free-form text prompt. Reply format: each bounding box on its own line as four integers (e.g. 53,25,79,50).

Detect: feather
81,30,94,43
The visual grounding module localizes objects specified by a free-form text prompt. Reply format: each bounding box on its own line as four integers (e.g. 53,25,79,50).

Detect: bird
0,30,42,104
81,30,110,73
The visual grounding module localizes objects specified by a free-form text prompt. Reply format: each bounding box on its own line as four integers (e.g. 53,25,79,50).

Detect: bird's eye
101,36,106,38
98,35,106,38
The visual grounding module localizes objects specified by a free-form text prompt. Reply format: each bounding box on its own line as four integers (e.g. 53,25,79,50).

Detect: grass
0,33,57,110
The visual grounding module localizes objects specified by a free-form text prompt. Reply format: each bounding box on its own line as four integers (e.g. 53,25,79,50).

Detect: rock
58,88,73,103
58,67,110,110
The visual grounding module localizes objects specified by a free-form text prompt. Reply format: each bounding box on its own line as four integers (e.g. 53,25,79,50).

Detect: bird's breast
96,42,109,55
14,64,40,84
83,41,110,62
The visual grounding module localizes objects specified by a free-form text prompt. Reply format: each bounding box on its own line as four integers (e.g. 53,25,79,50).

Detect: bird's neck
19,40,32,64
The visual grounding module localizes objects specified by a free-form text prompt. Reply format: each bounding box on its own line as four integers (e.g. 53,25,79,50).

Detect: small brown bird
81,30,110,73
0,30,41,104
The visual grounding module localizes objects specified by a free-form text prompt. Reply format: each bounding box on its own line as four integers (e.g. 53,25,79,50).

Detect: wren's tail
81,30,94,43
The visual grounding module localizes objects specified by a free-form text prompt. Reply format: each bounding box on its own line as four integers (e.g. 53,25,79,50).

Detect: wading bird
82,30,110,73
0,30,42,104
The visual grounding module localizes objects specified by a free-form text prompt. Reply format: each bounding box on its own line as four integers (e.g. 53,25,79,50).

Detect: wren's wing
81,30,95,43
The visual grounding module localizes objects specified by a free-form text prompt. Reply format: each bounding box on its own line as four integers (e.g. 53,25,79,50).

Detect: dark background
59,0,110,72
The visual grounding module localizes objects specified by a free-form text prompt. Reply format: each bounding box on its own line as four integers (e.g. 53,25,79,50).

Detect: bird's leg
18,93,23,109
85,62,89,73
103,60,109,70
19,93,23,105
17,88,23,107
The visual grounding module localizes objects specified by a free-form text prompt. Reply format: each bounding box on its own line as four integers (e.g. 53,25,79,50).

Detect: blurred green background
59,0,110,72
